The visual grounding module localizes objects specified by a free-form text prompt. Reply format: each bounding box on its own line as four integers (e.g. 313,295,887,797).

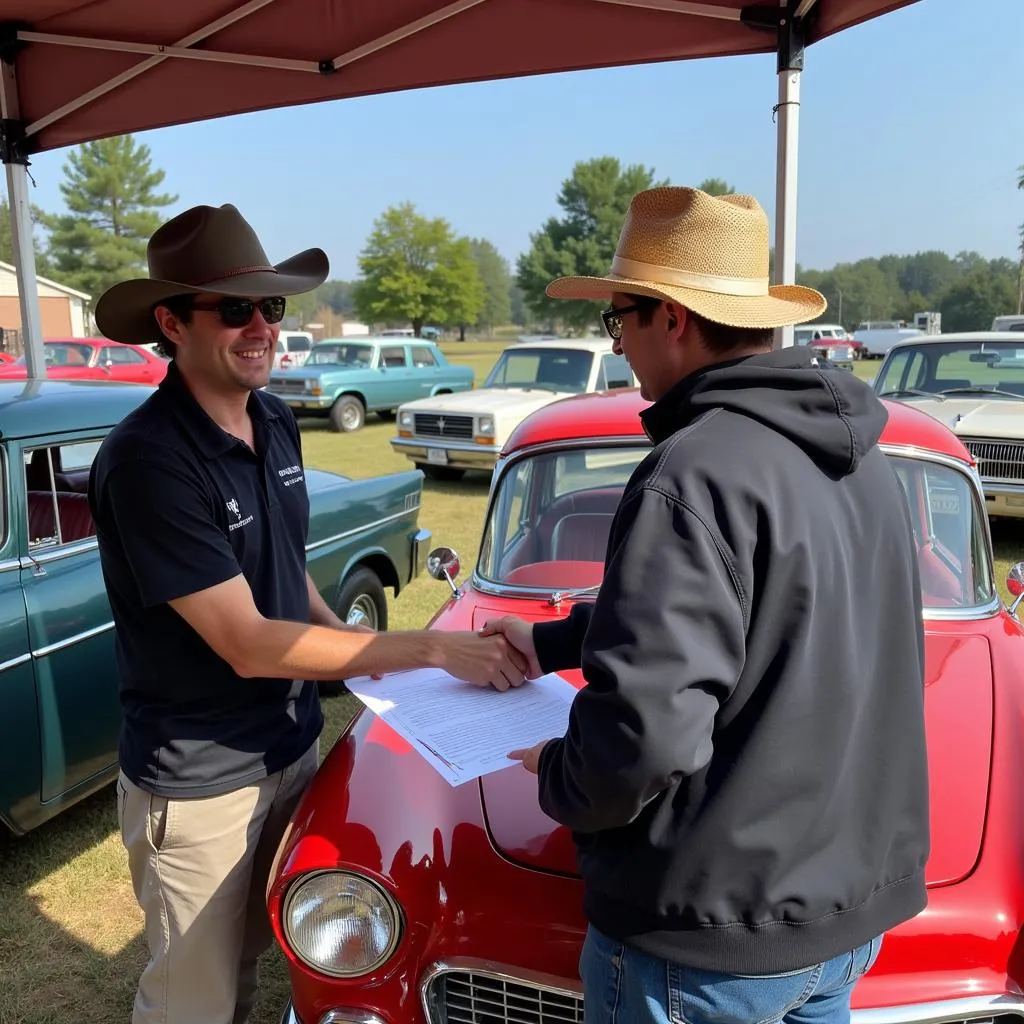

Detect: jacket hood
640,347,888,476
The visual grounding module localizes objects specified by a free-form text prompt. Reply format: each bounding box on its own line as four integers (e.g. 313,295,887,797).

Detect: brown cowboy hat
94,203,329,343
546,186,826,329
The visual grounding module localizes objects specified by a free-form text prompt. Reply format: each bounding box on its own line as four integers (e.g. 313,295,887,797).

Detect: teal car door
0,442,43,832
18,435,121,802
377,344,422,407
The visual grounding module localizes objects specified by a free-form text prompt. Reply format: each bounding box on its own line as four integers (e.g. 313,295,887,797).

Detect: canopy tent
0,0,921,376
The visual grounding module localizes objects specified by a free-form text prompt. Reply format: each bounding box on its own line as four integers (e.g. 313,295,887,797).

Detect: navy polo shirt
89,360,323,798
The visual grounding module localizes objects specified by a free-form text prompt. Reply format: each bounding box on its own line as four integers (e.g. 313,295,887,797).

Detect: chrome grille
414,413,474,439
427,969,582,1024
961,437,1024,482
268,378,309,395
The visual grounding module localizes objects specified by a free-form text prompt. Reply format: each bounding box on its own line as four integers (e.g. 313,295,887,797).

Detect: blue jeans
580,925,883,1024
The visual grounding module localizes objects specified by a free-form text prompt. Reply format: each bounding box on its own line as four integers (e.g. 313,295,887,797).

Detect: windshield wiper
549,583,601,606
877,388,943,400
938,386,1023,399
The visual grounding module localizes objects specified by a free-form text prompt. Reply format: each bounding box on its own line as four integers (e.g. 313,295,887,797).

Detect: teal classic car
0,379,431,836
264,337,475,432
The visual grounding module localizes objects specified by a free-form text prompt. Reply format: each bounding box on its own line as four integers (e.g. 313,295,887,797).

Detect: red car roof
503,387,973,465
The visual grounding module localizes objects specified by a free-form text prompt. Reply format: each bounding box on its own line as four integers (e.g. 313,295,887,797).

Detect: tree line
3,136,1020,340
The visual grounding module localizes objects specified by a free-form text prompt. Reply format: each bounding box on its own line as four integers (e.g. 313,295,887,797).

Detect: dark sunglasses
189,295,287,328
601,302,643,341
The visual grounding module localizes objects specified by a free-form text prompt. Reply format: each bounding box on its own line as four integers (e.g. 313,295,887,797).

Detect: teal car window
24,439,101,548
306,344,374,367
380,347,407,368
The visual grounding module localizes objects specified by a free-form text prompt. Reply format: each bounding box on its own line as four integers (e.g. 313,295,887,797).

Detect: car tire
329,395,365,432
419,463,466,482
318,568,389,697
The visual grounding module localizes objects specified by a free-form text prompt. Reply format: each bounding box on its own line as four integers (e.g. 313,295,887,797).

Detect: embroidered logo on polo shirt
226,497,255,532
277,464,305,488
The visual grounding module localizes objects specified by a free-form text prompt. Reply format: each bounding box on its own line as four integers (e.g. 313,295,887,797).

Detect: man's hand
509,739,553,774
438,631,529,691
478,616,542,679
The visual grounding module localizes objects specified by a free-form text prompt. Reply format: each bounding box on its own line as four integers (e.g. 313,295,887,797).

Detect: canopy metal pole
0,56,45,378
772,0,810,350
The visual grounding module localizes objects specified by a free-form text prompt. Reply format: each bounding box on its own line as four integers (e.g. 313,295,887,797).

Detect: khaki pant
117,741,319,1024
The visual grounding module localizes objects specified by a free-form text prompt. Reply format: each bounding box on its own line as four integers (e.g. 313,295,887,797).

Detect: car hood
480,629,993,889
403,387,571,416
897,397,1024,439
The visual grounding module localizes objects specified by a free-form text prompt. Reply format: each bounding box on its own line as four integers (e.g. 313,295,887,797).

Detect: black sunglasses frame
601,302,643,341
189,295,287,328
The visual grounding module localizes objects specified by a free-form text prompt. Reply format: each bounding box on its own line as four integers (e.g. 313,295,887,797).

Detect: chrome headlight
398,410,414,429
283,871,402,977
476,415,496,436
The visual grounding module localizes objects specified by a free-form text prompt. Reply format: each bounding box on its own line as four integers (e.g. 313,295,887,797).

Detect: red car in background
0,337,168,385
268,388,1024,1024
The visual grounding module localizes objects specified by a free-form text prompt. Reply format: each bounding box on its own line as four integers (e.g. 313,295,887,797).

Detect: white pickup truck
389,338,636,481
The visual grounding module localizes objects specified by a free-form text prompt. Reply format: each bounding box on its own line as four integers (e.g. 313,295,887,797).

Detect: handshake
443,616,541,692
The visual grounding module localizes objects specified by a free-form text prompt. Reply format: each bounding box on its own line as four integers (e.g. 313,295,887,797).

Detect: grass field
0,340,1021,1024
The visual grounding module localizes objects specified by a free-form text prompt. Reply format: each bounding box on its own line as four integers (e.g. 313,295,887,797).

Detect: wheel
419,463,466,482
329,395,365,432
318,567,388,697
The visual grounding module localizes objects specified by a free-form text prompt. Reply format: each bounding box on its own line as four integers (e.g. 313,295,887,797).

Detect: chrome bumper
390,437,499,471
281,1002,387,1024
268,393,332,410
982,479,1024,518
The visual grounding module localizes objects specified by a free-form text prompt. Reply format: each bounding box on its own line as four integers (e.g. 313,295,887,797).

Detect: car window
380,347,408,368
306,344,373,367
597,353,633,391
485,348,594,393
24,439,100,549
102,346,145,365
287,336,311,352
878,343,1024,398
412,346,438,368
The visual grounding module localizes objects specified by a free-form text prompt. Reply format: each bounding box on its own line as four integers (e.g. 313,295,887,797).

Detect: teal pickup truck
0,378,431,836
265,336,475,432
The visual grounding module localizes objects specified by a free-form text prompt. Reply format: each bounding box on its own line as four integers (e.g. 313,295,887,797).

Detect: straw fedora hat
94,203,329,343
546,186,826,328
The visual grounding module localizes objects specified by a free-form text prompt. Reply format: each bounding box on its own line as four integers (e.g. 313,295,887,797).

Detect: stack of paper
343,667,577,787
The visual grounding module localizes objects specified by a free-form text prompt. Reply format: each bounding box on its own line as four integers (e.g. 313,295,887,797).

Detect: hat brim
546,273,826,330
94,247,329,343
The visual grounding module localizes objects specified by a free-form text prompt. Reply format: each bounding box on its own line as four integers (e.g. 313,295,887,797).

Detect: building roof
0,261,91,302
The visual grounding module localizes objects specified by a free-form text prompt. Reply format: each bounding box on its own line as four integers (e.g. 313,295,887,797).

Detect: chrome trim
851,992,1024,1024
22,537,98,563
0,558,21,573
32,620,114,658
982,482,1024,496
0,652,31,673
391,437,497,455
420,958,582,1024
304,507,420,554
320,1011,388,1024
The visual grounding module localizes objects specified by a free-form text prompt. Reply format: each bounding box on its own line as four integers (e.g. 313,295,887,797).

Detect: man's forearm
236,618,442,681
306,572,346,628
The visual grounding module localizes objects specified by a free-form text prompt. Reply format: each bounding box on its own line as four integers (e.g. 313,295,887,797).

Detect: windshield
305,344,374,367
14,342,95,367
875,341,1024,399
477,446,993,609
484,347,594,393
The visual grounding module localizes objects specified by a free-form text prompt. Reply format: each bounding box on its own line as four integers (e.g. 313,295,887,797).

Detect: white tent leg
773,65,800,349
0,59,46,378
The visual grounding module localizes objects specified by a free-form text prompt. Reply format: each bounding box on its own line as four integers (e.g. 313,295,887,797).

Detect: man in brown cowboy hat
483,187,928,1024
88,204,527,1024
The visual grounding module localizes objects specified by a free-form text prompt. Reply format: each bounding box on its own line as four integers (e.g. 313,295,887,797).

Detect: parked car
873,332,1024,519
0,337,168,385
274,330,315,370
268,386,1024,1024
795,322,862,359
389,338,637,480
266,337,474,433
0,378,432,836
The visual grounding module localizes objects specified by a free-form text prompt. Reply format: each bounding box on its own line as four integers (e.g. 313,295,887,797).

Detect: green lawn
0,341,1019,1024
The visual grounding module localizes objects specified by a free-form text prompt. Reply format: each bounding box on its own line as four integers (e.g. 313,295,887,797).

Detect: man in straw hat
482,187,928,1024
87,204,528,1024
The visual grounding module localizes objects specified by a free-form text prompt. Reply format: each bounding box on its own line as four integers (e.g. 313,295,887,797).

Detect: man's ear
665,302,687,337
153,305,186,345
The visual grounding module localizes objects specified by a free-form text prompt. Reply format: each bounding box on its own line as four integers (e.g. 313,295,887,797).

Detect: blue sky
18,0,1024,282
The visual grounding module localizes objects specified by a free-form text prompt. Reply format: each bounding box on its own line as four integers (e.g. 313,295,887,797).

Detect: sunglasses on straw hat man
545,186,826,335
94,203,329,344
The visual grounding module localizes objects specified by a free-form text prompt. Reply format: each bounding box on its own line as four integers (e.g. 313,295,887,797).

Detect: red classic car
268,388,1024,1024
0,337,168,384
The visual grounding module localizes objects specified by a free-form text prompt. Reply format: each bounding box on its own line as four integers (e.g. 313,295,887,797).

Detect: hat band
611,256,768,296
182,264,278,286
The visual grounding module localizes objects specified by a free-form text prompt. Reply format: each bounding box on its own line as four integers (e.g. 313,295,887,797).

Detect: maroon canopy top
1,0,918,154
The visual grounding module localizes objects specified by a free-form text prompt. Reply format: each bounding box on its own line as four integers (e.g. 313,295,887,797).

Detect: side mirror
427,546,461,598
1007,562,1024,620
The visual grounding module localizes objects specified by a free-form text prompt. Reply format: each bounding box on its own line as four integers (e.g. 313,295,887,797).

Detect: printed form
344,668,577,787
